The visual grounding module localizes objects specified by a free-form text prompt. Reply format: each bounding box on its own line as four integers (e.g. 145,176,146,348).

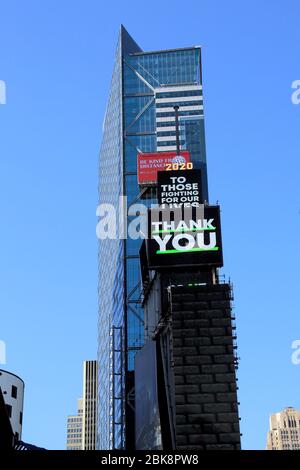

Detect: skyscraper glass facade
98,26,208,449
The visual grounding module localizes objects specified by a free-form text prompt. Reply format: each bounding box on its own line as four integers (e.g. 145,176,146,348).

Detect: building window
20,411,23,425
5,404,12,418
11,385,18,399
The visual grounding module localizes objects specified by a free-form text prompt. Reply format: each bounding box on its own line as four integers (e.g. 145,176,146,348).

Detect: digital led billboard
146,205,223,269
157,169,203,207
137,151,190,185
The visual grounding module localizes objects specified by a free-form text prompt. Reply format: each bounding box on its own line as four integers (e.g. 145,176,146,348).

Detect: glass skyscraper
98,26,208,449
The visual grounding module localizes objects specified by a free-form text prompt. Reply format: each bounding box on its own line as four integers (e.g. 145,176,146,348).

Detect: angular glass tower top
98,26,208,449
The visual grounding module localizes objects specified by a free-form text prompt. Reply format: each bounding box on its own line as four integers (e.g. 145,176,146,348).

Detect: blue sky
0,0,300,450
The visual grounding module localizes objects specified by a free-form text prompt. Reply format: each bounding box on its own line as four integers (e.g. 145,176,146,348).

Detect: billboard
146,205,223,270
137,151,190,185
157,169,203,207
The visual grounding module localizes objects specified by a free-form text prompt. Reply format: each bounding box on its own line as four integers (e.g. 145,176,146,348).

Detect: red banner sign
137,151,190,185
